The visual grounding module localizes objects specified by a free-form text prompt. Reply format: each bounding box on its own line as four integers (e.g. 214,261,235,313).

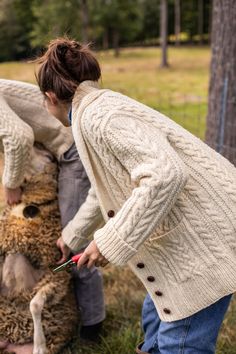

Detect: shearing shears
53,253,83,273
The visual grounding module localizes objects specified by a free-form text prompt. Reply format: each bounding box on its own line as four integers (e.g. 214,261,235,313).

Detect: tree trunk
102,29,109,50
113,29,120,57
160,0,169,67
198,0,204,44
80,0,89,43
175,0,181,46
205,0,236,165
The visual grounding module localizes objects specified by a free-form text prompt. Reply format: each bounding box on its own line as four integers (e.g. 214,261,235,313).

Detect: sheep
0,145,78,354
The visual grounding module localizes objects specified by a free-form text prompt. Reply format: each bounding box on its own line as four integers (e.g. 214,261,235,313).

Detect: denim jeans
58,143,105,326
141,293,232,354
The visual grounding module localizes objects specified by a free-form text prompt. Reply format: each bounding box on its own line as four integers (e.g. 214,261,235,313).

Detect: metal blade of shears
52,259,73,273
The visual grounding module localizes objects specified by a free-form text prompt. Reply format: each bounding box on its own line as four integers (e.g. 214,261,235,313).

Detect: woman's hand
56,236,71,264
4,186,22,205
77,240,109,269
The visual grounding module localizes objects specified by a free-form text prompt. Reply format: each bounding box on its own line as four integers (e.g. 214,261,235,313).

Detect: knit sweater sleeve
62,186,104,251
0,97,34,188
89,114,188,266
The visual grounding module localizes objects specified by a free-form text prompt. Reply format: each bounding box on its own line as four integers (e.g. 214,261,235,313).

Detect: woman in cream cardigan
36,37,236,354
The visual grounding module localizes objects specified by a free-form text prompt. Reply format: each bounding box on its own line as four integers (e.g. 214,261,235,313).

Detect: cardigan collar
72,80,100,108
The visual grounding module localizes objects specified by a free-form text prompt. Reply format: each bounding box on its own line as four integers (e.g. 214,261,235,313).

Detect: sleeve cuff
94,223,137,266
62,222,88,251
2,175,24,189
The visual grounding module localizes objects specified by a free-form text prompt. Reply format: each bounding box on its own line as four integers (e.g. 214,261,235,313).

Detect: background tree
198,0,203,44
205,0,236,165
181,0,198,43
0,0,214,62
160,0,169,67
80,0,89,42
175,0,181,46
30,0,81,48
139,0,159,43
91,0,142,57
0,0,34,61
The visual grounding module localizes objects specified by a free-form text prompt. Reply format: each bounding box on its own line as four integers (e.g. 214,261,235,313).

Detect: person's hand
4,186,22,205
77,240,109,269
56,236,71,264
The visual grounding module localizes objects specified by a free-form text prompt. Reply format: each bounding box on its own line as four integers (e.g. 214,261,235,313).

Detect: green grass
1,47,236,354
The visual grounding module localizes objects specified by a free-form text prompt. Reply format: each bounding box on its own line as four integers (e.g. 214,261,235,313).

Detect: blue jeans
141,293,232,354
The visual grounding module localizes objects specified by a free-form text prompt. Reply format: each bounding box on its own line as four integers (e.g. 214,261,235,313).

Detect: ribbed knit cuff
62,222,88,252
94,225,137,266
2,173,24,189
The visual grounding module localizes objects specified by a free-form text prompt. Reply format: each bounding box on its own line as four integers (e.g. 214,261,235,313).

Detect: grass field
0,46,236,354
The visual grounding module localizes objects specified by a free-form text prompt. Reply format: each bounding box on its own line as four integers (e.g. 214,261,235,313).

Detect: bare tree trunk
113,29,120,57
198,0,204,44
160,0,169,67
175,0,181,46
80,0,89,43
102,29,109,50
205,0,236,165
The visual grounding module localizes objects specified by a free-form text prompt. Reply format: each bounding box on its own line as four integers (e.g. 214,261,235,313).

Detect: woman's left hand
77,240,109,269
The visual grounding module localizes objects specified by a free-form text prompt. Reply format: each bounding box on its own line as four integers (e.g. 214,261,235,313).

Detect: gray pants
58,143,105,326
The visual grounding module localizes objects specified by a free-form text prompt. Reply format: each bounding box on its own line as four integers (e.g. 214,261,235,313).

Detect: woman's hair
35,37,101,102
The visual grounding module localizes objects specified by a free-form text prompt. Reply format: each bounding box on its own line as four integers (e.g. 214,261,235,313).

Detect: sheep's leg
1,254,43,297
0,340,8,349
29,273,73,354
30,291,48,354
4,342,33,354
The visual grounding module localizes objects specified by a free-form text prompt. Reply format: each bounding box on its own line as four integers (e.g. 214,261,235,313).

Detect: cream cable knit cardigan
62,80,236,321
0,79,73,188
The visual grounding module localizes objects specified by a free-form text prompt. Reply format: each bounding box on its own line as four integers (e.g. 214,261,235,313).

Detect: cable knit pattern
62,81,236,321
63,187,104,250
0,79,73,188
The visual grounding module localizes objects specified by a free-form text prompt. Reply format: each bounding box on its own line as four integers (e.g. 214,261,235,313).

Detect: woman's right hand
56,236,71,264
4,186,22,205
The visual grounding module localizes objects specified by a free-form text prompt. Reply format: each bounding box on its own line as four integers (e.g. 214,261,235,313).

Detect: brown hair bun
35,37,101,102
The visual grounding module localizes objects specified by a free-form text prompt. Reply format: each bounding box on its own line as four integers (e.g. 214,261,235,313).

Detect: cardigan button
155,290,163,296
163,308,171,314
147,276,155,282
137,262,145,269
107,210,115,218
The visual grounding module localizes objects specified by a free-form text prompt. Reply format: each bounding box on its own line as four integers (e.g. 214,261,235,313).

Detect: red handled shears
53,253,83,273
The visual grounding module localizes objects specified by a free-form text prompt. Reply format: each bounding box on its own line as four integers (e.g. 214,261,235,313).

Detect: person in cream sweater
35,37,236,354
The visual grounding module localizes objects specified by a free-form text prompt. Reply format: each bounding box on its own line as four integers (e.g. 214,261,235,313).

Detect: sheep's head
0,147,62,268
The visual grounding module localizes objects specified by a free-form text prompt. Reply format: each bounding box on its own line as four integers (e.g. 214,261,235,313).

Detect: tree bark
160,0,169,67
113,29,120,57
175,0,181,46
80,0,89,43
205,0,236,165
198,0,204,44
102,29,109,50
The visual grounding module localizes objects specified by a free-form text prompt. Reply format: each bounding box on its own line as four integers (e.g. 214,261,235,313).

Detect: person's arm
61,186,104,251
0,97,34,200
3,186,22,205
83,113,188,266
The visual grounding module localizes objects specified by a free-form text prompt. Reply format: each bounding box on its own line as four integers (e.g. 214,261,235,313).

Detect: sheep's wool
62,80,236,322
0,79,73,188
